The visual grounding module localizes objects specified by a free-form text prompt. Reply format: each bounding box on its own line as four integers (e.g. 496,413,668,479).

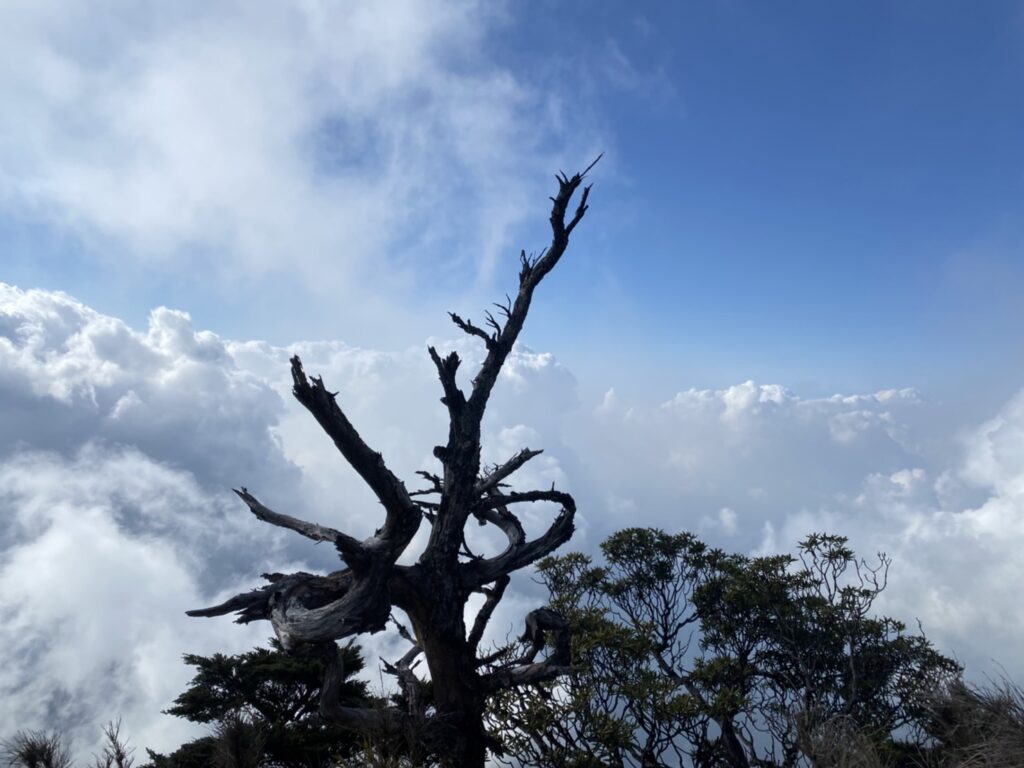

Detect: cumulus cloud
0,285,318,757
571,379,928,534
0,283,297,495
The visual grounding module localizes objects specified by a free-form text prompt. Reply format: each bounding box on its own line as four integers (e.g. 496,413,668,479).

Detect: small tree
91,722,134,768
499,529,960,768
188,161,599,767
146,641,368,767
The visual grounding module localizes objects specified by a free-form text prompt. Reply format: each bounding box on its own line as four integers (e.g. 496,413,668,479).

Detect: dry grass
1,730,74,768
794,676,1024,768
919,676,1024,768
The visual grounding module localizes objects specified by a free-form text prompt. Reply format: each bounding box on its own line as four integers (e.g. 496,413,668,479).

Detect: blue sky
511,1,1024,401
5,1,1024,404
3,1,1024,758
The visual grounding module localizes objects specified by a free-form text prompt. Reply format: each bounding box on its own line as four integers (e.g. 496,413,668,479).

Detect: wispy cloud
0,1,596,317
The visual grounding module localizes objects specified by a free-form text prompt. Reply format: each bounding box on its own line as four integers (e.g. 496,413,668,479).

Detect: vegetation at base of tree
141,640,369,768
1,730,73,768
491,529,963,767
4,528,1024,766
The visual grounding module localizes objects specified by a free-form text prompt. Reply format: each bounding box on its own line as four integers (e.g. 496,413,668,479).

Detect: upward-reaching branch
463,158,600,426
290,356,421,562
475,448,544,496
422,160,597,566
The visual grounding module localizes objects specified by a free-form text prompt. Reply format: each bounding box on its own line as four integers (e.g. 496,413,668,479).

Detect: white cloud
574,378,927,528
0,283,298,494
0,446,269,759
0,285,318,758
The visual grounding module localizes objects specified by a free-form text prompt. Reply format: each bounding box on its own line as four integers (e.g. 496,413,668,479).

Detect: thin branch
468,574,510,655
463,157,600,426
475,643,516,669
449,312,495,349
413,470,443,495
483,310,502,338
390,614,417,646
233,488,367,567
474,448,544,496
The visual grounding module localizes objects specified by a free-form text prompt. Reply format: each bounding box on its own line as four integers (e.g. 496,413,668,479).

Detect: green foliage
145,640,369,768
142,738,216,768
497,528,961,768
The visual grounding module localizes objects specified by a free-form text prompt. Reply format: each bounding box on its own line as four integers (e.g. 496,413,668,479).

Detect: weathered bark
189,159,599,767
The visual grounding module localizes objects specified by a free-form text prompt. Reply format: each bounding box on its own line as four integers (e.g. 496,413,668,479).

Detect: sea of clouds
2,283,1023,758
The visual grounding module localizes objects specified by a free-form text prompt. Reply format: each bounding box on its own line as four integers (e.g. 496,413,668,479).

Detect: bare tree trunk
189,158,600,768
418,622,487,766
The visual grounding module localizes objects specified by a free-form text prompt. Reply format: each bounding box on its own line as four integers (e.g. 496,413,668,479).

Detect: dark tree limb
463,494,576,587
382,641,428,718
473,489,575,513
428,347,466,416
187,570,351,625
188,568,423,649
517,607,570,665
185,581,281,623
290,355,421,562
318,641,405,732
471,504,525,552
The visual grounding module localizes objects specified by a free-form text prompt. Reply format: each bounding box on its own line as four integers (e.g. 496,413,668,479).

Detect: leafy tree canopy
493,529,961,768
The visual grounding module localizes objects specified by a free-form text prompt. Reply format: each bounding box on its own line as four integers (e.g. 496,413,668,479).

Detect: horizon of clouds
2,283,1024,759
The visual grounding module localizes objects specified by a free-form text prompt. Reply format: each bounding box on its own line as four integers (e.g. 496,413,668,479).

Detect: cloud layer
2,283,1024,759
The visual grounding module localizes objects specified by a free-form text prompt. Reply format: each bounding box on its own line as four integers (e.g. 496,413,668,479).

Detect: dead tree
188,160,599,767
